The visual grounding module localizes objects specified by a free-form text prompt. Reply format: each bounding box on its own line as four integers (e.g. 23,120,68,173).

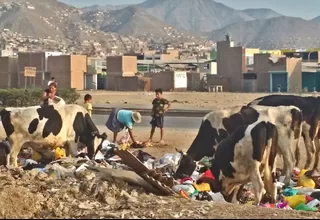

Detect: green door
302,72,316,92
270,73,288,92
316,72,320,92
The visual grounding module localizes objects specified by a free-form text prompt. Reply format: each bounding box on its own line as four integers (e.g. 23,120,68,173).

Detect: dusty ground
1,92,320,218
78,91,320,109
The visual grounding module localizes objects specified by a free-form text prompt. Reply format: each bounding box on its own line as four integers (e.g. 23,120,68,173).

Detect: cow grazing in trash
210,121,279,205
0,104,107,167
248,94,320,175
175,105,302,188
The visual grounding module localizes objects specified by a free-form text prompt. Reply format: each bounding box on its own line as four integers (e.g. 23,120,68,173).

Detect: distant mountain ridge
209,16,320,49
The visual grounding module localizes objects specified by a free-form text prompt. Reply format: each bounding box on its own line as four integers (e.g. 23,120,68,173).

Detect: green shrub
0,88,80,107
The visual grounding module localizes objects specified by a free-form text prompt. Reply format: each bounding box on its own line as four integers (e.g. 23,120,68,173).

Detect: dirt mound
0,167,320,219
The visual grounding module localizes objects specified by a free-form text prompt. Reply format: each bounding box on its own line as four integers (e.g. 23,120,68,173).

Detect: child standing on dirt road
83,94,93,117
148,88,171,144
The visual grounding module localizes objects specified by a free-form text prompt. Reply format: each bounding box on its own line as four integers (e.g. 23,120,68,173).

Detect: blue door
271,73,287,92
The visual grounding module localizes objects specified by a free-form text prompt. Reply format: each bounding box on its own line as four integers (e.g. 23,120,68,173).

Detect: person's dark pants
150,116,164,128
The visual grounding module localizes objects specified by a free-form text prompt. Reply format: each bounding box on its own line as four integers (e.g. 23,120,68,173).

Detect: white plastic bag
208,192,227,203
159,153,181,166
120,129,130,144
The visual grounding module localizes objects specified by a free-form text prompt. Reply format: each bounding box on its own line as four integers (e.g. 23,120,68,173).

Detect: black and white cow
210,120,278,205
0,104,107,167
175,105,302,187
248,95,320,174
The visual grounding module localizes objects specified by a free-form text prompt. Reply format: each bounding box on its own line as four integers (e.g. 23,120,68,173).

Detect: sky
59,0,320,20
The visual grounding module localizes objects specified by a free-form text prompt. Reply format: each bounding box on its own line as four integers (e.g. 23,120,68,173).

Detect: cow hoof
5,165,13,170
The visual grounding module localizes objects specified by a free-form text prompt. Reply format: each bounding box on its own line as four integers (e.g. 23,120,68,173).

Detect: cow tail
263,123,278,197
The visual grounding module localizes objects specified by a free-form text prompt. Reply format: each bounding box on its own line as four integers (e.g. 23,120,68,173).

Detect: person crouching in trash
106,108,142,147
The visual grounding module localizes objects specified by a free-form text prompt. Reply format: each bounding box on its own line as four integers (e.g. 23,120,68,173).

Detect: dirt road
0,92,319,218
78,91,319,110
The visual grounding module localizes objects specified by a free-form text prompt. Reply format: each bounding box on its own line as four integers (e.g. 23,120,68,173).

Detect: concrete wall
122,56,137,77
0,57,10,88
18,52,45,88
107,56,122,76
287,58,302,93
217,40,244,91
0,57,18,88
254,54,301,93
187,72,205,91
9,57,18,88
47,55,71,89
206,75,231,92
151,71,174,91
107,56,137,77
106,76,141,91
245,48,260,57
71,55,86,90
254,54,272,92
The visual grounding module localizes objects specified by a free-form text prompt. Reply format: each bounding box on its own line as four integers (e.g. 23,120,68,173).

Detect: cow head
72,111,108,159
174,148,197,179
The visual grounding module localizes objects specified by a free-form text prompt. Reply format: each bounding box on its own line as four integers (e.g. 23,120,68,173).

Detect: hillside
241,8,282,20
0,0,74,39
81,4,130,12
81,6,199,43
138,0,254,32
209,16,320,49
312,16,320,23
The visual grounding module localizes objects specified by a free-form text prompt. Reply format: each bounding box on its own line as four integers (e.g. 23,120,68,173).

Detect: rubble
1,140,320,219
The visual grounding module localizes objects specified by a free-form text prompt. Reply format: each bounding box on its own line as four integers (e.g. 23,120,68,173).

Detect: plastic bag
55,147,66,160
120,129,130,144
284,195,307,209
193,183,211,192
208,192,227,203
172,184,195,195
159,153,181,166
298,169,316,189
307,199,320,208
295,203,318,212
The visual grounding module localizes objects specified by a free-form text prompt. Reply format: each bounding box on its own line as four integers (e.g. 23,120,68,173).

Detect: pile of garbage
169,154,320,212
3,136,320,214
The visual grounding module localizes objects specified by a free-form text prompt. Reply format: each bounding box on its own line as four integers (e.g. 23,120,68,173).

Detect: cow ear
175,148,187,155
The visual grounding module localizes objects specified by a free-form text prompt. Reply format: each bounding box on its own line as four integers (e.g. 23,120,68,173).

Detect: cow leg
9,143,20,168
312,138,320,173
250,165,265,206
303,134,314,170
295,146,300,168
231,186,241,204
65,141,78,158
280,149,294,187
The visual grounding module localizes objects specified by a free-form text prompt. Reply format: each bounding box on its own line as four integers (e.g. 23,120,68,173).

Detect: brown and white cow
248,94,320,174
175,105,302,187
0,104,107,167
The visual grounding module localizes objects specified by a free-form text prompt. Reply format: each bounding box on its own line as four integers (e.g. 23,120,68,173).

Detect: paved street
92,114,202,129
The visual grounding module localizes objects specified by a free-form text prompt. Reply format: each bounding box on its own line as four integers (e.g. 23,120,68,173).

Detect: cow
248,95,320,174
0,104,107,167
210,121,279,205
175,105,302,187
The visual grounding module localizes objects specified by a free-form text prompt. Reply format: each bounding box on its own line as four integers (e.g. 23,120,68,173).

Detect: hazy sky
60,0,320,20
